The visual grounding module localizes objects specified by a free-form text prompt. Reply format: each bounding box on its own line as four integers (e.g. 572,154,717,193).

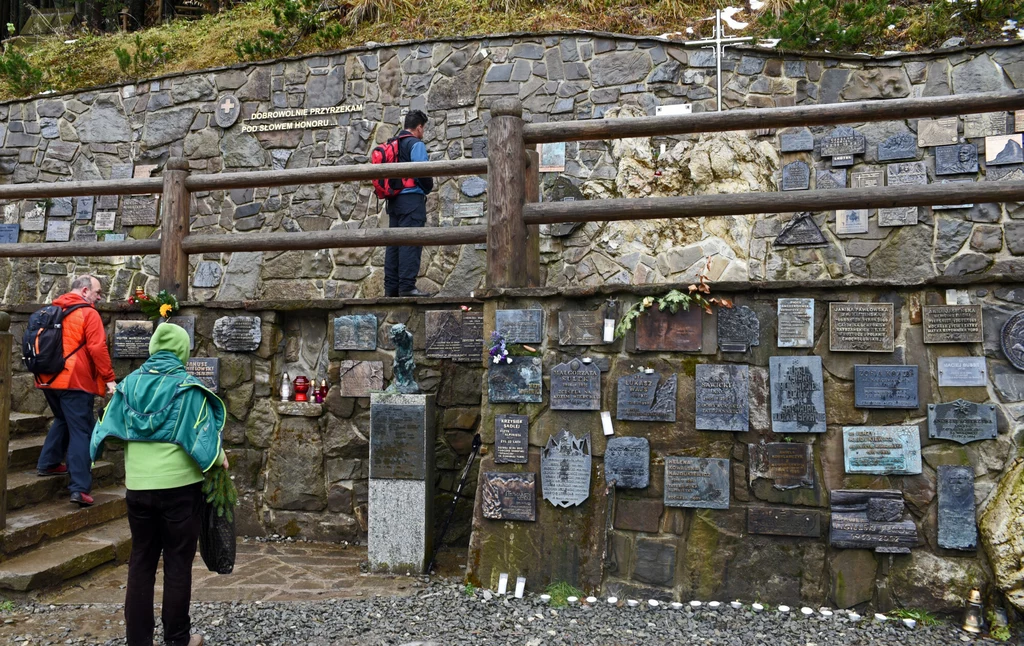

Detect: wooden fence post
524,149,541,288
159,158,191,299
486,99,529,289
0,311,12,530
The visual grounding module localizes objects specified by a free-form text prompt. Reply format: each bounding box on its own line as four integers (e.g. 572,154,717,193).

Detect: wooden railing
0,312,11,530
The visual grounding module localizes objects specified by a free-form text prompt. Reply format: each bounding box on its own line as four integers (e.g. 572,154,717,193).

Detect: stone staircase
0,412,130,592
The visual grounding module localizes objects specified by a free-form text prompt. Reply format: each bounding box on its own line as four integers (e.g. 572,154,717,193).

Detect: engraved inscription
937,465,977,551
494,309,544,344
369,403,426,480
604,436,650,489
481,473,536,522
185,358,219,392
777,298,814,348
928,399,997,444
212,316,262,352
113,320,154,359
541,430,591,507
769,356,826,434
937,357,988,387
616,371,676,422
550,359,601,411
664,457,730,509
695,364,749,432
829,302,894,353
494,415,529,464
854,365,919,409
558,310,605,346
922,305,983,344
843,426,922,475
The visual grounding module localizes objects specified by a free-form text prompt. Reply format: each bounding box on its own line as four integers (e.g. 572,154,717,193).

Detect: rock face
266,416,327,511
981,458,1024,612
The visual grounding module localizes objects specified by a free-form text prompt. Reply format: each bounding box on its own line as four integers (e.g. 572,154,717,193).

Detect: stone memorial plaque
854,365,919,409
105,233,125,242
22,206,44,231
718,305,759,353
454,203,484,219
45,219,71,242
815,169,846,190
558,310,605,346
829,302,894,353
936,143,979,175
917,117,959,147
0,223,18,244
923,305,983,344
878,207,918,227
635,306,702,352
851,169,883,189
75,196,94,221
165,316,196,349
110,162,134,181
134,164,157,181
604,436,650,489
937,357,988,387
886,161,928,187
192,261,222,289
549,358,601,410
113,320,154,359
215,93,241,128
494,414,529,464
986,134,1024,165
495,309,543,344
49,195,73,218
747,508,821,537
73,225,97,242
3,203,18,224
425,310,483,362
843,426,922,475
835,209,869,235
933,179,975,209
97,195,119,210
185,357,220,392
769,356,826,434
781,161,810,191
616,371,676,422
878,132,918,162
488,356,543,403
369,403,426,480
121,196,158,226
928,399,997,444
777,298,814,348
830,490,916,553
339,360,384,397
334,314,378,351
937,465,977,550
780,129,814,152
749,442,814,490
988,166,1024,182
774,214,827,246
481,473,536,522
94,211,116,231
964,112,1007,139
663,457,730,510
541,430,591,507
820,126,866,159
695,364,749,431
1017,110,1024,133
868,498,904,522
212,316,262,352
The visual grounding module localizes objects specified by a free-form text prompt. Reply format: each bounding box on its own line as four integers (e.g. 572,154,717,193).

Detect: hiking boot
399,288,434,297
37,465,68,477
70,492,94,507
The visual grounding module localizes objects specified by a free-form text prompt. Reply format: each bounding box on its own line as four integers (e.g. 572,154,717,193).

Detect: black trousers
125,483,203,646
384,193,427,294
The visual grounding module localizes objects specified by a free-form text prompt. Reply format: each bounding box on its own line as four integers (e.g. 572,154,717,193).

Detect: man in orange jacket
36,275,116,507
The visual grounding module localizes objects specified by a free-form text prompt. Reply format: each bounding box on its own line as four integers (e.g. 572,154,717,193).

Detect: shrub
114,34,169,80
0,52,44,97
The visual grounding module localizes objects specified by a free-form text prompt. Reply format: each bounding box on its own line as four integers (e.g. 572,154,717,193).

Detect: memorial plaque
986,134,1024,165
369,403,426,479
937,357,988,387
3,203,17,224
540,429,592,507
831,154,854,168
121,196,158,226
75,196,94,221
749,442,814,490
829,302,894,353
964,112,1007,138
663,457,730,510
604,436,650,489
878,132,918,161
747,507,821,537
185,357,220,392
830,490,916,553
164,315,196,350
928,399,997,444
878,207,918,227
105,233,125,242
49,195,73,217
558,310,605,346
780,128,814,152
634,306,702,352
774,213,827,246
917,117,959,147
334,314,378,351
214,93,241,128
212,316,262,352
616,371,676,422
936,143,979,175
781,161,810,191
549,358,601,410
424,310,483,362
22,206,44,231
718,305,759,353
97,195,119,210
769,356,826,434
1002,311,1024,370
494,415,529,464
922,305,983,344
937,465,977,550
454,203,484,219
933,179,975,209
134,164,157,181
854,365,919,409
73,225,97,242
886,161,928,187
835,209,869,235
851,169,883,189
815,169,846,190
0,223,18,244
695,364,749,431
987,166,1024,182
338,360,384,397
488,356,543,403
495,309,543,344
481,473,536,521
868,498,904,522
843,426,922,475
820,126,866,159
94,211,116,231
113,320,154,359
110,162,134,180
45,219,71,242
1017,110,1024,133
778,298,814,348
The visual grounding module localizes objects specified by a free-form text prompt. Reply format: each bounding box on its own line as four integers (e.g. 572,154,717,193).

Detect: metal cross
219,97,236,113
679,9,754,112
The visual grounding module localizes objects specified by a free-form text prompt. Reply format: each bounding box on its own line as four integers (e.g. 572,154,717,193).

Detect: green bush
0,51,44,97
114,34,169,80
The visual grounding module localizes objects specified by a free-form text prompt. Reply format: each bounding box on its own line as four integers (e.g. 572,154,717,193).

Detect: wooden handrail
180,224,487,254
0,177,163,199
0,238,161,258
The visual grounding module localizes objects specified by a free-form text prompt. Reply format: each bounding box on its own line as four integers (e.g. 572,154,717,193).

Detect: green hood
150,322,191,365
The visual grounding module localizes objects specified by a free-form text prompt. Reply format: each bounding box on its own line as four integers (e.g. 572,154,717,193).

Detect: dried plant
344,0,411,26
757,0,798,18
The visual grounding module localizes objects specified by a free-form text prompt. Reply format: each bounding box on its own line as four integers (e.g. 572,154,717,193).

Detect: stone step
8,435,46,469
9,413,51,437
0,518,131,591
0,487,127,558
6,461,117,512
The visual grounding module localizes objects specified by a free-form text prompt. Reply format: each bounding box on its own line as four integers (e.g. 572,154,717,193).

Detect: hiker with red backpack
23,275,115,507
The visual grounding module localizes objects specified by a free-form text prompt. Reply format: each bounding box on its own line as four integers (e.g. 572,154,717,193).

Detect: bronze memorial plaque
829,302,894,353
922,305,983,344
481,473,536,522
558,310,606,346
634,307,702,352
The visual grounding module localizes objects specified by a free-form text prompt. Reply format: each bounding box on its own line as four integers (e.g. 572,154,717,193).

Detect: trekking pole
428,433,482,575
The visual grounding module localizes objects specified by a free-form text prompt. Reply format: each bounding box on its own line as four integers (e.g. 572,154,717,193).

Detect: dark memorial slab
212,316,262,352
774,214,827,246
425,310,483,362
718,305,759,353
938,465,977,551
748,442,814,490
843,426,922,475
121,196,158,226
781,161,810,191
918,117,959,147
777,298,814,348
935,143,979,175
494,414,529,464
0,223,18,244
495,309,544,344
369,402,426,480
113,320,154,359
878,132,918,161
165,315,196,349
616,371,676,422
488,356,542,403
820,126,866,160
886,161,928,187
780,128,814,152
829,302,894,353
334,314,378,351
73,225,97,242
830,489,917,553
186,357,220,392
664,457,730,509
604,436,650,489
815,169,846,190
99,164,131,212
541,430,591,507
45,220,71,242
695,364,749,431
1001,311,1024,371
75,196,94,221
481,473,536,522
854,365,919,409
769,356,826,434
634,307,702,352
928,399,997,444
338,360,384,397
748,507,821,537
937,357,988,387
549,358,601,410
922,305,983,344
558,310,605,346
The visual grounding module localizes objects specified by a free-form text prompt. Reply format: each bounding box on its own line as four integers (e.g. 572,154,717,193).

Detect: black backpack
22,303,90,385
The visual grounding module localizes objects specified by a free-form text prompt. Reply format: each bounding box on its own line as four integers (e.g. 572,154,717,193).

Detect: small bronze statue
388,323,419,393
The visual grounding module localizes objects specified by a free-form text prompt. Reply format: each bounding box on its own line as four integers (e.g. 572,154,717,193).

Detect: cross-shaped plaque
219,97,235,113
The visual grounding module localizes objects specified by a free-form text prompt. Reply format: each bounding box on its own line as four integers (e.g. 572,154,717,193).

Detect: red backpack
371,133,417,199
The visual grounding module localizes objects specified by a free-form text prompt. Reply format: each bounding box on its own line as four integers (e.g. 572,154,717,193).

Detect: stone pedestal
368,393,435,573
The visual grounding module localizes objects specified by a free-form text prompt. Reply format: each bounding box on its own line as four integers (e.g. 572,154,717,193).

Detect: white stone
368,479,431,574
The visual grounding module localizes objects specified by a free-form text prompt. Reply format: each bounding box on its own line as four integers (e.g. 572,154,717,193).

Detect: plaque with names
781,161,810,191
558,310,605,346
937,465,977,550
769,356,826,434
922,305,983,343
212,316,262,352
488,356,542,403
774,214,827,246
936,143,979,175
986,134,1024,165
820,126,866,159
917,117,959,147
75,196,94,221
121,196,158,226
854,365,919,409
45,219,71,242
73,225,97,242
481,473,536,521
830,510,917,554
97,195,119,210
718,305,759,353
886,161,928,186
22,206,44,231
495,309,543,344
454,203,484,219
747,507,821,537
113,320,154,359
541,430,591,507
695,364,749,431
878,207,918,227
604,436,650,489
878,132,918,162
933,179,975,209
851,169,883,189
333,314,377,351
49,196,73,218
549,358,601,410
425,310,483,362
748,442,814,490
928,399,997,444
964,112,1007,139
0,223,18,244
616,371,676,422
829,302,894,353
494,415,529,464
94,211,116,231
937,357,988,387
835,209,869,235
778,298,814,348
185,357,220,392
338,360,384,397
663,457,730,510
369,403,426,480
843,426,922,475
815,169,846,190
779,129,814,152
635,306,702,352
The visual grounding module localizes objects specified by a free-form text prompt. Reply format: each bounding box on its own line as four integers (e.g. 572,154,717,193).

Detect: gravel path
1,582,1011,645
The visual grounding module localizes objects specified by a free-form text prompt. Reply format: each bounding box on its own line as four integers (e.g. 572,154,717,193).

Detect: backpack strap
35,303,93,387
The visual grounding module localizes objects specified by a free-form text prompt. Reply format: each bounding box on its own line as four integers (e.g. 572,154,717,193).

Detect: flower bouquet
129,287,180,321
